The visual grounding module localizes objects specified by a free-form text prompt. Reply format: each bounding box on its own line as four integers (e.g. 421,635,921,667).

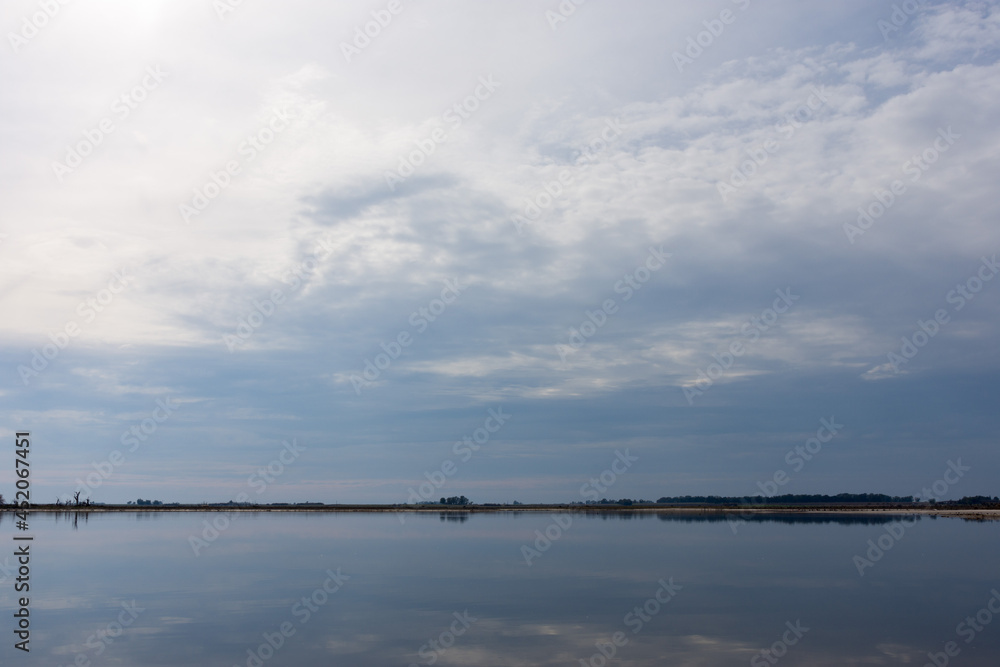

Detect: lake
2,511,998,666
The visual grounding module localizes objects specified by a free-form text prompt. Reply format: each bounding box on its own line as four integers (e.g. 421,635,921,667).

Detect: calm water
1,511,998,666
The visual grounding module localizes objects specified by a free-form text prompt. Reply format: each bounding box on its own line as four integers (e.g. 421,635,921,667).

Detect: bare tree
73,491,81,506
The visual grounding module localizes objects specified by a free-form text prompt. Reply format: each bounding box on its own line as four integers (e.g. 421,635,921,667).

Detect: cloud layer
2,0,999,503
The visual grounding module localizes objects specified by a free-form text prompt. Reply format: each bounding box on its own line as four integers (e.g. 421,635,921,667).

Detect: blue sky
2,0,999,504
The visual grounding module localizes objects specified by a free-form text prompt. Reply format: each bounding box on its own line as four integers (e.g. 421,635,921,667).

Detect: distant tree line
951,495,1000,505
655,513,917,526
439,496,469,506
654,494,915,504
651,494,1000,505
573,498,656,506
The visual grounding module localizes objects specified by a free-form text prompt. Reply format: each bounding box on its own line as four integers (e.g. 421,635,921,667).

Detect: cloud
3,0,999,502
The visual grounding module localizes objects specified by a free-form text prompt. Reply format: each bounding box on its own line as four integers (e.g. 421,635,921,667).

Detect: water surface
2,511,998,665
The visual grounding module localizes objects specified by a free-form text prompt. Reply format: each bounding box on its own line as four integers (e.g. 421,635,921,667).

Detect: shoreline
4,504,1000,520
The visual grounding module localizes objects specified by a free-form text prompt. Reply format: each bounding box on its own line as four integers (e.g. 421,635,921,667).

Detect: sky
1,0,999,505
